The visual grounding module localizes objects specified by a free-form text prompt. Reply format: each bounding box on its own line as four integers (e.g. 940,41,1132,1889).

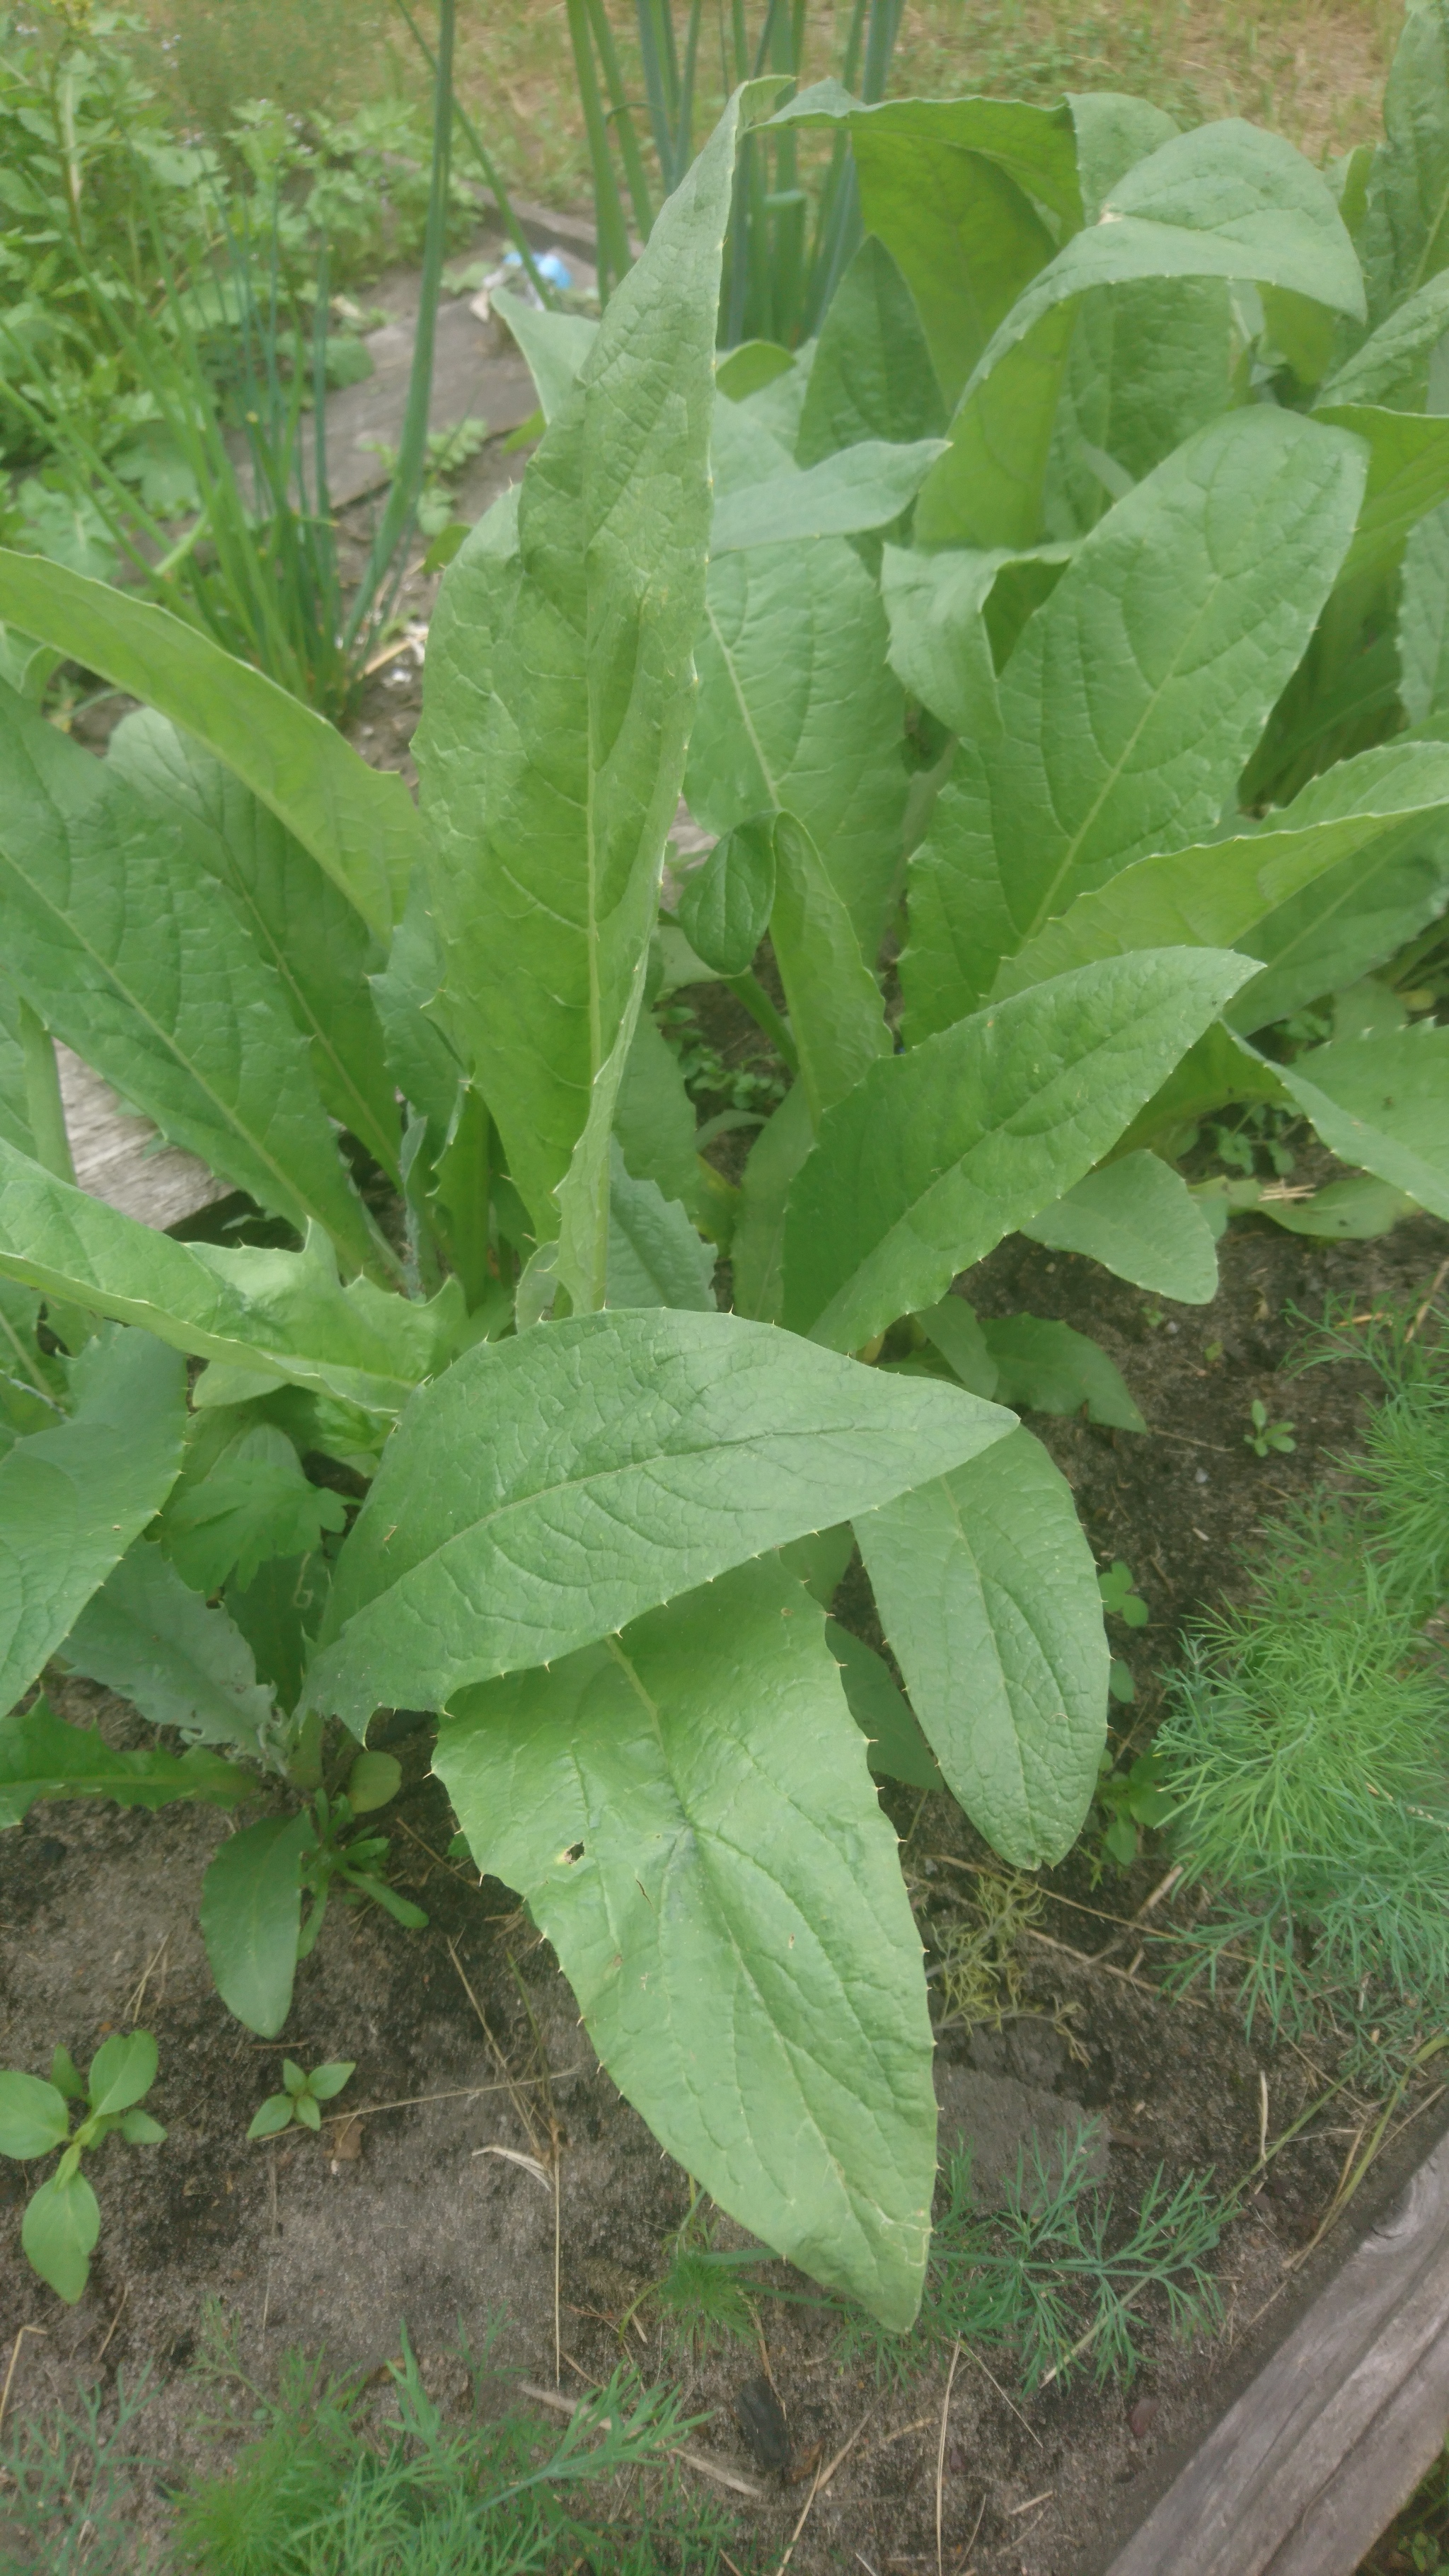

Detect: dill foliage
1157,1292,1449,2033
839,2121,1228,2394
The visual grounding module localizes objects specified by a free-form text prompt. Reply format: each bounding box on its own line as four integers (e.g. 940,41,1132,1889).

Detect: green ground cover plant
838,2120,1230,2392
0,2028,165,2301
0,2310,744,2575
1,4,1449,2333
1158,1291,1449,2035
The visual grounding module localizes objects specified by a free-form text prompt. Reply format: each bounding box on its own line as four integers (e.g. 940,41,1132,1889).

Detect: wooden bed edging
1096,2113,1449,2576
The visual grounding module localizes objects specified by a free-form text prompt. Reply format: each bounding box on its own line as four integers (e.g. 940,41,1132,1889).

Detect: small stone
1128,2396,1159,2439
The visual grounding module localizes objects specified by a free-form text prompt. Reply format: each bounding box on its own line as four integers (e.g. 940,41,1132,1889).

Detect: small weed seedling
0,2031,164,2301
1245,1399,1296,1456
1095,1750,1176,1872
1098,1561,1148,1626
1099,1559,1148,1703
248,2059,355,2141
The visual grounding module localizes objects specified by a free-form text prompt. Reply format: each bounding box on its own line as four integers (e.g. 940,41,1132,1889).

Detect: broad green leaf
1313,405,1449,589
1361,0,1449,322
435,1553,937,2327
825,1617,943,1791
1318,268,1449,410
119,2109,166,2144
1278,1029,1449,1220
917,120,1363,548
0,976,32,1158
163,1425,346,1595
778,1523,855,1607
105,713,400,1187
0,691,381,1272
916,1297,998,1397
606,1145,715,1310
0,1144,462,1412
0,624,58,703
1068,91,1177,222
1400,502,1449,726
0,2071,71,2157
86,2030,156,2115
1021,1152,1219,1302
614,1009,708,1215
308,1307,1014,1728
783,948,1258,1354
553,942,651,1317
710,437,945,552
63,1540,274,1756
226,1552,328,1719
904,408,1366,1036
775,89,1078,403
368,874,464,1141
978,116,1364,363
858,1426,1107,1866
0,1326,185,1714
0,1694,251,1825
492,289,599,420
1221,741,1449,1029
978,1313,1146,1431
795,235,946,467
23,2168,99,2303
200,1808,313,2037
993,742,1449,1007
879,540,1072,740
916,300,1080,551
715,340,795,401
1045,277,1237,542
688,538,908,955
676,819,775,975
418,96,763,1261
1113,1022,1290,1160
0,551,415,938
730,1084,814,1324
769,813,891,1128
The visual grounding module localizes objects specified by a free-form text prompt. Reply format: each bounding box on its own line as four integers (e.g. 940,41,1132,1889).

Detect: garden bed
4,1206,1446,2574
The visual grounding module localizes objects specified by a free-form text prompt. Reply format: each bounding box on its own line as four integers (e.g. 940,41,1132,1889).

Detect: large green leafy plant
2,16,1449,2330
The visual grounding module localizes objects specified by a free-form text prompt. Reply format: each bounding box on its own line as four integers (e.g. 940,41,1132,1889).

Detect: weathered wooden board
1100,2122,1449,2576
57,1044,226,1231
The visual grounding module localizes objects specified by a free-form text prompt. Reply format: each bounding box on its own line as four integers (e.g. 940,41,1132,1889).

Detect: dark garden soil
4,1190,1448,2572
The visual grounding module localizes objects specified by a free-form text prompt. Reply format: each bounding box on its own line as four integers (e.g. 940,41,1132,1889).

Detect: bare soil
3,1199,1448,2574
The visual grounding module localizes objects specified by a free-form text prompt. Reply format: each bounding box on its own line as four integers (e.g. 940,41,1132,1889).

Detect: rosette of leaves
0,35,1447,2333
0,2031,165,2303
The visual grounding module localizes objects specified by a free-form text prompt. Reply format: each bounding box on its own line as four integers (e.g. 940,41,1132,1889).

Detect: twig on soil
517,2379,765,2500
959,2339,1041,2447
0,2327,46,2440
394,1815,478,1883
93,2284,128,2366
774,2405,874,2573
123,1931,169,2024
445,1938,545,2153
309,2072,584,2131
1407,1259,1449,1341
935,2341,961,2576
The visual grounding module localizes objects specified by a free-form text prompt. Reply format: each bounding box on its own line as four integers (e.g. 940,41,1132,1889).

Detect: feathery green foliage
1158,1295,1449,2033
838,2122,1228,2393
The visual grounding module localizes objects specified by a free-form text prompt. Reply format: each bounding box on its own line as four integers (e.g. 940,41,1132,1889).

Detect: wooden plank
57,1045,226,1232
1100,2125,1449,2576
